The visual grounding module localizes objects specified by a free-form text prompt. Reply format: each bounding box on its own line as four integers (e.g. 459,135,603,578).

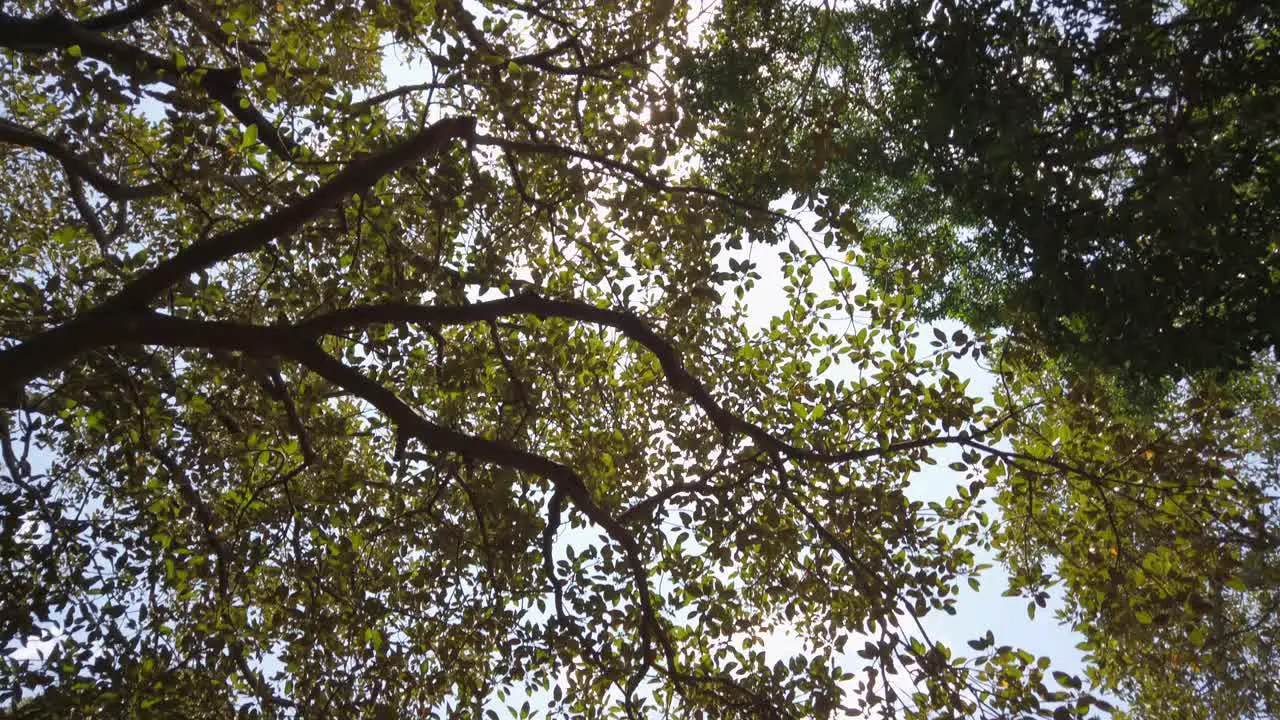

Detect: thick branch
0,294,1007,707
102,116,476,312
0,302,669,647
0,118,475,396
2,287,991,471
0,10,295,160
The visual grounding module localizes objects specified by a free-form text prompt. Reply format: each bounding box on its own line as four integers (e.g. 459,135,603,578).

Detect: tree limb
0,118,166,201
0,10,296,160
101,116,477,312
476,133,792,220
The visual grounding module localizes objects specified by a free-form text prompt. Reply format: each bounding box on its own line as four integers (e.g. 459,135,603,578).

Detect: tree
991,349,1280,719
0,2,1269,719
682,0,1280,384
683,2,1280,717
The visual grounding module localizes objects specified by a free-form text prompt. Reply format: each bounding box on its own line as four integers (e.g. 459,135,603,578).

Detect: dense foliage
685,1,1280,716
1,1,1276,719
993,350,1280,719
684,0,1280,383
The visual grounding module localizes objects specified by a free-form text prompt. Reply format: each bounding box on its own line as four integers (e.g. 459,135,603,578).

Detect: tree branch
0,10,295,160
292,296,990,464
170,0,267,64
282,342,673,660
448,4,647,78
0,118,477,397
64,166,111,254
2,286,998,472
475,133,791,220
347,82,458,115
102,116,477,312
0,118,166,200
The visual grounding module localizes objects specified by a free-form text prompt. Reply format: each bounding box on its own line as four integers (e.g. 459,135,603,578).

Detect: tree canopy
990,346,1280,719
1,1,1276,719
683,0,1280,384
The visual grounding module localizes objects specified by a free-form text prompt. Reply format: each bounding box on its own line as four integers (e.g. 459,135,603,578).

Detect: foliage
683,0,1280,384
992,349,1280,719
0,1,1274,720
682,1,1280,717
0,1,1064,718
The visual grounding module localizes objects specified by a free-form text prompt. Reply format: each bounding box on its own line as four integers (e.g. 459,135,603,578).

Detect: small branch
543,487,568,622
475,133,791,220
450,3,649,78
0,118,166,201
768,451,893,609
108,198,130,242
620,481,724,523
620,448,744,522
171,0,268,64
63,166,111,255
510,39,652,78
147,444,229,595
292,296,994,464
347,82,457,115
487,320,533,425
283,341,676,673
261,367,317,465
455,464,497,566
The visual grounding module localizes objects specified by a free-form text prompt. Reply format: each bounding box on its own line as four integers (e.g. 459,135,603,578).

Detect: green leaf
1052,671,1081,689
